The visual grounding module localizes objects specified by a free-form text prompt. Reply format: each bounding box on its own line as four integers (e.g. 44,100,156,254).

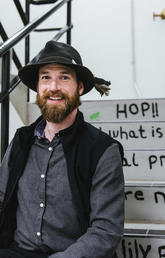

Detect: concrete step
117,221,165,258
125,220,165,231
125,181,165,222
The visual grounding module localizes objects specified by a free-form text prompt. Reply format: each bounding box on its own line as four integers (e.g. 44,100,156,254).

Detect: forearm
49,227,122,258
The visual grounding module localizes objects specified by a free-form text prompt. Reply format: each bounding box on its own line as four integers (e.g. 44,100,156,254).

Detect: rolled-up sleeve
49,143,124,258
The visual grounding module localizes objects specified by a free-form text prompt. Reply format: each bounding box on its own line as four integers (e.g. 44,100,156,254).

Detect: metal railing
0,0,73,160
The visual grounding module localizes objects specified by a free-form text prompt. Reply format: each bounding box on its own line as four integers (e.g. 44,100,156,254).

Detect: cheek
68,82,80,95
38,89,43,96
38,84,47,95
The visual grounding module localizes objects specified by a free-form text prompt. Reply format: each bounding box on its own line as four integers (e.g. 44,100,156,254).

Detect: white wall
73,0,135,101
0,0,165,101
134,0,165,99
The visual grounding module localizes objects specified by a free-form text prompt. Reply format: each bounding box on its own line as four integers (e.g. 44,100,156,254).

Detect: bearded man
0,41,124,258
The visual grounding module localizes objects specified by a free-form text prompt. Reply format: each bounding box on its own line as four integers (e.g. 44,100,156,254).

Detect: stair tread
125,220,165,232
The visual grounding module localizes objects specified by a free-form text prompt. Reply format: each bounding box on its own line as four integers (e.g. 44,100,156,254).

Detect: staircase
79,98,165,258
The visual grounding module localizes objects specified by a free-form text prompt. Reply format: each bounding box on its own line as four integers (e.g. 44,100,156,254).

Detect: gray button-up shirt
14,120,81,252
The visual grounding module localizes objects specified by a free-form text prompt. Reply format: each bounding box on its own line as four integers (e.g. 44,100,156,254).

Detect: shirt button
40,203,44,208
41,174,45,179
48,147,53,151
37,232,41,236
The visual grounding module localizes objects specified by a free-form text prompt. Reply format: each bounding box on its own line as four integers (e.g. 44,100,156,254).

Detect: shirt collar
34,119,46,137
34,110,84,138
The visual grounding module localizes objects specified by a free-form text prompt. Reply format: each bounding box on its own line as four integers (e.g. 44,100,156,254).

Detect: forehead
39,63,76,75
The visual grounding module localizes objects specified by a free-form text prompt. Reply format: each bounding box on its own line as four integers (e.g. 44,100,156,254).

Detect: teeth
49,97,62,100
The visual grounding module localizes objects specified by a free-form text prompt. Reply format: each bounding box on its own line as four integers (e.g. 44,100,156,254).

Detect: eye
61,75,70,80
42,75,50,80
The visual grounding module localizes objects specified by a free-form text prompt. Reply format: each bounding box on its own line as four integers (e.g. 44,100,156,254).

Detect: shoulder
84,122,110,141
13,116,43,141
83,121,124,161
10,116,43,155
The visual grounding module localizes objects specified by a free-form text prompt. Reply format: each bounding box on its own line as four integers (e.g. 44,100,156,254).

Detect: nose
49,79,60,91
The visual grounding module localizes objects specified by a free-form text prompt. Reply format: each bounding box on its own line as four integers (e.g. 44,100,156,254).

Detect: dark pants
0,242,49,258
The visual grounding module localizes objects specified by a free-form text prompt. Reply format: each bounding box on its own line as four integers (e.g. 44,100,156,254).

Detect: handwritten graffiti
89,112,100,121
117,239,165,258
116,102,159,119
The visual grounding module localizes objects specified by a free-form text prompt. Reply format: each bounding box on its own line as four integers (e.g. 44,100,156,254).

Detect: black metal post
13,0,28,25
1,51,10,160
25,0,30,65
25,0,30,101
66,0,72,44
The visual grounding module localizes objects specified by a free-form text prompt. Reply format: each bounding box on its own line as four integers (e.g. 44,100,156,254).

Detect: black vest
0,111,123,248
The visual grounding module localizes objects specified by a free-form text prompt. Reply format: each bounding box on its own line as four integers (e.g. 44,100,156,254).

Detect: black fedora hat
18,41,95,95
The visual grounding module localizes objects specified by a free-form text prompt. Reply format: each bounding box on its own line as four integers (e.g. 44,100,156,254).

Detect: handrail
0,22,22,70
52,24,73,41
0,76,21,103
0,0,70,57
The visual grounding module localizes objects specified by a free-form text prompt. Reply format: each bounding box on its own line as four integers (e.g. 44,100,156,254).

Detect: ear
78,82,84,95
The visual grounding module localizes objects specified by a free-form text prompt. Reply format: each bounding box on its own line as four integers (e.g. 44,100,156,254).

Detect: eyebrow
39,70,72,75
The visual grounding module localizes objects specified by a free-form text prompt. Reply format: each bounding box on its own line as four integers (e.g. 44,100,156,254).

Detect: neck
44,109,78,141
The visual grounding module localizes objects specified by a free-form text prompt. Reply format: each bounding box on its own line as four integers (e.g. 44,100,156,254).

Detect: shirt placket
35,141,54,245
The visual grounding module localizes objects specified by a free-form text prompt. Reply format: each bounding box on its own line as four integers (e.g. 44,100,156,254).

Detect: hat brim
18,57,95,95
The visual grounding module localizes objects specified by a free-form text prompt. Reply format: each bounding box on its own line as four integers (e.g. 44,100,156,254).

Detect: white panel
123,150,165,181
125,186,165,221
80,99,165,122
91,122,165,149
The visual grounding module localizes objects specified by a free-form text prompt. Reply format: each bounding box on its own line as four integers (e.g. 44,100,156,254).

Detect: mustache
42,90,67,99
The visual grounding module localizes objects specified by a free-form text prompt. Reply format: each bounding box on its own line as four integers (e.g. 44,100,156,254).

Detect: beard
36,88,81,123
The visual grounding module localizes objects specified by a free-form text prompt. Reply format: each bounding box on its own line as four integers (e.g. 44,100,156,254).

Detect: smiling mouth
48,96,63,100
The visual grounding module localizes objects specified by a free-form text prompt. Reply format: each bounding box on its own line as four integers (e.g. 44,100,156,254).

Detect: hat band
37,55,81,66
